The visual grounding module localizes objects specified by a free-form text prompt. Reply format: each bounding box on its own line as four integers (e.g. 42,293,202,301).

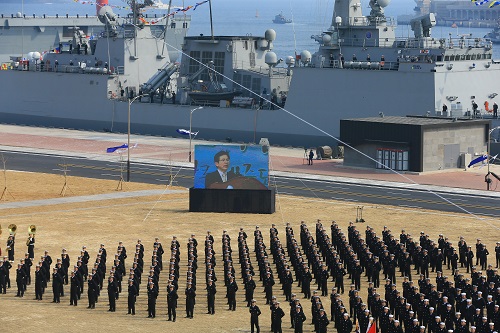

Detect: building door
443,144,460,169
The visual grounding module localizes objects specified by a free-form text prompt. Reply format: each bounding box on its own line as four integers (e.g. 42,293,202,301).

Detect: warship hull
1,1,499,148
1,63,498,147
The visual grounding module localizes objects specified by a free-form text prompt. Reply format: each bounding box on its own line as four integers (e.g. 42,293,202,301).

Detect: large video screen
194,145,269,189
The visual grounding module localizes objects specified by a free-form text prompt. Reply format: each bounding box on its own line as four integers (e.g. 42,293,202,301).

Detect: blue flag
468,154,487,168
176,129,198,136
106,144,128,153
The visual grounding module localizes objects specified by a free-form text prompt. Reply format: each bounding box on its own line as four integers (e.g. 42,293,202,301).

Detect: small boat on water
485,19,500,44
272,13,291,24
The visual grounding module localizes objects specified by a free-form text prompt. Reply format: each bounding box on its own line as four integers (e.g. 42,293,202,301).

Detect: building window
377,148,409,171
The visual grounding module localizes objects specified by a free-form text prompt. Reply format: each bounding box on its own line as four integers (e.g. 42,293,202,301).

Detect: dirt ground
0,171,498,333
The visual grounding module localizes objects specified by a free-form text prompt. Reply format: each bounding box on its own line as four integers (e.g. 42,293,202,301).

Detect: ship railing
337,61,399,71
346,16,396,27
394,36,491,50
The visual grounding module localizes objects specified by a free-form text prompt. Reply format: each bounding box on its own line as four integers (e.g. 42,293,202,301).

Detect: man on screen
205,151,240,188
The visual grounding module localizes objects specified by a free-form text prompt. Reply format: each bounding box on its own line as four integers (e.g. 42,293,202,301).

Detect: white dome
265,29,276,41
377,0,391,8
265,52,278,65
300,50,312,63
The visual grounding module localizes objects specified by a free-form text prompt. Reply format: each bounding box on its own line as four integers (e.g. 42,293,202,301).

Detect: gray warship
0,0,498,147
485,18,500,44
0,0,190,64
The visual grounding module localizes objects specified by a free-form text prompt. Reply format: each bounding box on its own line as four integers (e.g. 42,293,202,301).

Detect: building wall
422,125,487,171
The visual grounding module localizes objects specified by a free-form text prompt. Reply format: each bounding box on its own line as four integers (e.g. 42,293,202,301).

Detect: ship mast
209,0,214,40
160,0,174,58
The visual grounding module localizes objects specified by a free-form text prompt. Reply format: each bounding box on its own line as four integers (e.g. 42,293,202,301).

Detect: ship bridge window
183,22,188,29
252,78,261,96
487,54,492,59
171,22,176,29
233,72,242,95
436,55,443,62
444,55,450,61
471,54,476,60
460,55,465,60
244,41,248,50
242,75,252,97
201,51,213,81
214,51,225,76
188,51,201,75
466,55,471,60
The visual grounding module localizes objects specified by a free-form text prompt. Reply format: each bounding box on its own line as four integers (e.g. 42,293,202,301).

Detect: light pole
189,106,203,162
487,125,500,190
127,94,146,181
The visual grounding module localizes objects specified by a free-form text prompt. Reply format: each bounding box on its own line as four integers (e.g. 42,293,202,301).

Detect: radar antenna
127,0,154,26
368,0,391,23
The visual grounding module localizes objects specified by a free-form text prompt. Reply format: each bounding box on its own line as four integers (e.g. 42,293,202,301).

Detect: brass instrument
8,223,17,235
27,225,36,246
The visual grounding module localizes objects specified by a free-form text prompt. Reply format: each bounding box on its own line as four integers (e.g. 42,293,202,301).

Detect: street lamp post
189,106,203,162
127,94,146,181
487,125,500,190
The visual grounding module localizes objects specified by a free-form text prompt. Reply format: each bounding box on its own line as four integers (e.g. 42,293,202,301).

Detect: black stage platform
189,188,275,214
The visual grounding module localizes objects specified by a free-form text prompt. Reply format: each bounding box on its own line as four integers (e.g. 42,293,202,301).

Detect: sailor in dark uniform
250,299,262,333
51,267,62,303
127,279,137,315
272,301,285,333
185,283,196,318
15,263,26,297
34,265,44,300
167,284,178,321
245,274,257,306
87,274,97,309
107,276,118,312
227,275,238,311
207,279,216,314
70,271,80,306
6,235,15,262
27,234,35,260
147,281,158,318
293,305,307,333
0,261,6,294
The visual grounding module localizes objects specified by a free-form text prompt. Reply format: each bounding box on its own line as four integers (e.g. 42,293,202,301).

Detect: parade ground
0,171,497,332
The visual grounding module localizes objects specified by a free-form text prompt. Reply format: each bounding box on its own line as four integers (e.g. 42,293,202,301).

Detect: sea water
2,0,498,58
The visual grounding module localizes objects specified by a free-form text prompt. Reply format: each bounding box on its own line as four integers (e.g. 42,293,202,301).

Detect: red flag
366,319,376,333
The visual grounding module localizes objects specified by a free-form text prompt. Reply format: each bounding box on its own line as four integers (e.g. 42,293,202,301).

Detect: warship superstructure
0,0,190,64
0,0,498,147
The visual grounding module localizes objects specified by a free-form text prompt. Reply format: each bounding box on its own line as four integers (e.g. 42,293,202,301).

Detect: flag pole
208,0,214,40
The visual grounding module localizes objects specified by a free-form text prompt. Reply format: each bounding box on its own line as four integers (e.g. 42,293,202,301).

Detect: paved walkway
0,124,498,195
0,189,185,209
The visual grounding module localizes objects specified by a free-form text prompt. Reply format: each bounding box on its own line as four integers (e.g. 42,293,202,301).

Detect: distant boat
272,13,292,24
485,19,500,44
256,10,259,18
